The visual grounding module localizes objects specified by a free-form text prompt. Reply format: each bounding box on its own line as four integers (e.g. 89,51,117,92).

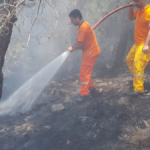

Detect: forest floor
1,64,150,150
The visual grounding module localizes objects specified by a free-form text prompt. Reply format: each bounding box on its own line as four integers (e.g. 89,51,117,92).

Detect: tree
0,0,25,98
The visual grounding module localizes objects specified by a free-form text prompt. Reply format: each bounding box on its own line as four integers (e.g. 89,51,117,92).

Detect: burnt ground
1,65,150,150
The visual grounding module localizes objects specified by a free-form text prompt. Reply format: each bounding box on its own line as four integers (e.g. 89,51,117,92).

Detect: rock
51,104,65,112
14,124,34,134
98,83,107,86
98,88,103,93
95,79,102,83
64,97,72,107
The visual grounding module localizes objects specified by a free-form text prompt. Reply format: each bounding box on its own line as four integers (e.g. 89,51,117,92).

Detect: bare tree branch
26,0,42,47
0,0,26,33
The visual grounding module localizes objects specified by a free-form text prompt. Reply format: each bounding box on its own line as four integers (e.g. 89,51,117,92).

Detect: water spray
0,51,69,115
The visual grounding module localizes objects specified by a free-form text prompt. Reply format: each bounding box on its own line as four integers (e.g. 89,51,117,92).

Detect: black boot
128,90,148,98
90,88,101,97
74,94,91,102
128,91,142,98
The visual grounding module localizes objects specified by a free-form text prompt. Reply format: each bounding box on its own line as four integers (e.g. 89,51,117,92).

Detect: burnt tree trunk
0,22,15,99
0,0,17,99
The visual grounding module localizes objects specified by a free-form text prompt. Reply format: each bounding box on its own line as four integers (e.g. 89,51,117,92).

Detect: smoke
2,0,72,99
0,51,70,116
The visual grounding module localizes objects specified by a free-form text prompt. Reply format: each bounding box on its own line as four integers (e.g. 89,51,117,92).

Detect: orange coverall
126,4,150,93
77,22,100,96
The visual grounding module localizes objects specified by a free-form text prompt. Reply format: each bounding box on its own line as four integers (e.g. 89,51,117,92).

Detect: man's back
77,22,100,59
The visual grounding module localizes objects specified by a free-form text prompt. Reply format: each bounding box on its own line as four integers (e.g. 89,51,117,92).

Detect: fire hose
92,3,134,30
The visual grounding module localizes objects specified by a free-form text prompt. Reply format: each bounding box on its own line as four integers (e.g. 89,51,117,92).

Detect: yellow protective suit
126,44,150,93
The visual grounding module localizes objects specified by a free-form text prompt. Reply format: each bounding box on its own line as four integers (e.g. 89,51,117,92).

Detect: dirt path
0,66,150,150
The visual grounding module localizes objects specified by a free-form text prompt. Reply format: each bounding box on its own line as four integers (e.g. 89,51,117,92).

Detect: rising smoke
1,0,138,112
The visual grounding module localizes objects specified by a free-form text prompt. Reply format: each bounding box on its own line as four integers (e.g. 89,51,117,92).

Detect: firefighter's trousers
80,55,99,96
126,44,150,93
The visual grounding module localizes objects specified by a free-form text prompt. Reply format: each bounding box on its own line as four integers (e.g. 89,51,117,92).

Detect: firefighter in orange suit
68,9,100,100
127,0,150,97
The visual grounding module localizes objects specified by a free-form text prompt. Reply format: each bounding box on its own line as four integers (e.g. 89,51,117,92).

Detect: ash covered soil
1,65,150,150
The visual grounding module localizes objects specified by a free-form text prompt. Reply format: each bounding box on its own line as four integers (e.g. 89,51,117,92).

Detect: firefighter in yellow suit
126,0,150,97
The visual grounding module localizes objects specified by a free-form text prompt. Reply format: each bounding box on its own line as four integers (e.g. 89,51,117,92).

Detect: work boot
90,87,101,97
76,94,91,101
128,90,148,98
